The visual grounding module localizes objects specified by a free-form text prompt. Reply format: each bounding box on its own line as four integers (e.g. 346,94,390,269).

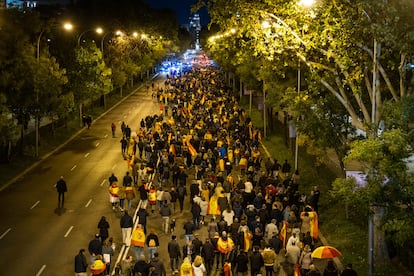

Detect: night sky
143,0,210,26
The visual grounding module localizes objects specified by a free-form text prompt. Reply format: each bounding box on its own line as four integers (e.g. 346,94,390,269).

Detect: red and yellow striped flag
279,221,288,248
294,264,301,276
187,141,197,157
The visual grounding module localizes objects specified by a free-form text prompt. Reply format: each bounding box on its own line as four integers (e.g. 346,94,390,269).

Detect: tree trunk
374,206,390,268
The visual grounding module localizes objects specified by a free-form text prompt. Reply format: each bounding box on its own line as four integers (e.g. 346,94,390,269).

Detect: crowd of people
74,65,358,276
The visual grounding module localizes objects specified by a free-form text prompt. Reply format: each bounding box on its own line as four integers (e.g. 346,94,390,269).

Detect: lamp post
77,27,102,46
35,22,72,157
100,30,123,55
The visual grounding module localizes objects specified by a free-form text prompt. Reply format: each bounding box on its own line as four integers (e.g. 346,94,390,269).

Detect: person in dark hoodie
74,248,88,276
149,252,166,276
133,254,151,276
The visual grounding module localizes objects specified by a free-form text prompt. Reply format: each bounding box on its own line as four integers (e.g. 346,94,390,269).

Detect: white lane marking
0,228,11,240
70,165,77,171
124,115,127,118
96,142,100,147
111,164,117,170
85,199,92,207
64,226,74,238
84,153,90,158
36,265,46,276
30,201,40,209
104,134,108,138
100,179,106,187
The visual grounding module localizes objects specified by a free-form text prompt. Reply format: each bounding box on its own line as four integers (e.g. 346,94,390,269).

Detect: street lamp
100,29,123,55
35,22,72,157
77,27,102,46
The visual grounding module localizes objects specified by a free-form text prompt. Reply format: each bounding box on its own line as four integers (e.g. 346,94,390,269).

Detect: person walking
97,216,110,243
118,185,126,211
102,239,114,275
149,252,166,276
109,173,118,185
120,210,133,246
177,183,187,212
120,137,128,156
146,229,160,259
88,234,103,263
74,249,88,276
201,238,215,275
111,122,116,138
160,201,172,233
192,255,206,276
131,224,146,261
168,235,181,275
56,176,67,208
109,181,119,210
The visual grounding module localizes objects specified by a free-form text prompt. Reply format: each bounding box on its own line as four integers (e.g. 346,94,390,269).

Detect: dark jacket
120,213,134,228
133,260,151,276
183,221,195,234
201,240,215,260
149,257,166,276
56,179,67,193
250,251,264,272
146,233,160,247
167,239,181,258
159,204,172,217
88,237,102,255
74,251,88,273
235,252,249,272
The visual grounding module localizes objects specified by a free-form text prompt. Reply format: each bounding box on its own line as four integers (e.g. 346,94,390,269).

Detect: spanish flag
294,264,301,276
242,231,252,252
187,141,197,157
279,221,288,248
309,211,319,240
207,194,220,215
169,144,176,156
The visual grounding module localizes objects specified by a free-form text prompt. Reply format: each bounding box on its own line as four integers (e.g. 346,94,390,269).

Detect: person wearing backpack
145,229,159,259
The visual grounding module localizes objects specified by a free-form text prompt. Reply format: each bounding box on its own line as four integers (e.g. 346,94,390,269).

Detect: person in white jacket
192,255,206,276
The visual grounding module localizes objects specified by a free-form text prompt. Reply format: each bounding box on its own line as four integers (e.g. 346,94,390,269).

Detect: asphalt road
0,79,161,276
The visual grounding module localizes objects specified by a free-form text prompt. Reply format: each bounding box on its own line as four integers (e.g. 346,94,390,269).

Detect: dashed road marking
85,199,92,207
36,265,46,276
70,165,77,171
100,179,106,187
0,228,11,240
96,142,100,147
64,226,74,237
30,201,40,209
84,153,90,158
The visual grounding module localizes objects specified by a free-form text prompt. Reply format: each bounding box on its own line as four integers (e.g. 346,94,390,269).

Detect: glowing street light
77,27,103,46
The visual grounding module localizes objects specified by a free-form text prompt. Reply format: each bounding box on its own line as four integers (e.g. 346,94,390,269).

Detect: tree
69,43,112,115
